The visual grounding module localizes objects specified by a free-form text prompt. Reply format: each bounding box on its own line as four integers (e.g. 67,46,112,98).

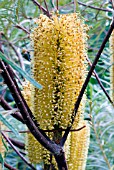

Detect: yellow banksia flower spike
31,13,88,130
110,30,114,101
22,81,51,164
66,120,90,170
23,12,89,168
0,122,6,158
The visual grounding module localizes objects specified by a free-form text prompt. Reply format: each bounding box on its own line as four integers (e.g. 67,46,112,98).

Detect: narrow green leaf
0,51,42,89
0,153,4,168
0,114,18,136
1,136,8,152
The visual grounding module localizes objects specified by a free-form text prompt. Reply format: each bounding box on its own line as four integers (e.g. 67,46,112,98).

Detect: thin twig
59,1,112,12
89,101,111,169
110,0,114,9
9,138,25,150
56,0,58,10
44,0,50,16
8,43,25,71
95,1,105,20
1,33,25,71
15,24,30,34
86,57,114,105
1,132,36,170
3,125,86,133
31,0,51,17
4,162,17,170
0,96,24,123
60,19,114,147
78,1,112,12
92,124,111,169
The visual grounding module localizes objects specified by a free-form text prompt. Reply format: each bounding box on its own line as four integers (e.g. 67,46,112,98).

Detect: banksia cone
66,120,90,170
31,13,88,129
23,13,89,168
110,30,114,101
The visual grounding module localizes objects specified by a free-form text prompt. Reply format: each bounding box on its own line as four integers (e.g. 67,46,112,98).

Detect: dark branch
1,33,24,71
54,151,68,170
59,1,112,12
9,138,25,150
44,0,50,16
78,1,112,12
56,0,59,10
0,59,62,155
1,132,36,170
60,19,114,147
15,24,30,34
3,125,86,133
4,162,17,170
86,58,114,105
5,63,53,143
0,96,24,123
31,0,51,17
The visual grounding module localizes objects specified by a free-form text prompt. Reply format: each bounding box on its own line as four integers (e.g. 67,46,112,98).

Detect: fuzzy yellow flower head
31,13,88,130
23,13,89,166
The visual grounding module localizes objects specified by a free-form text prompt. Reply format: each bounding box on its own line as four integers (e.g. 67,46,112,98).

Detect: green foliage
0,52,42,89
0,113,18,136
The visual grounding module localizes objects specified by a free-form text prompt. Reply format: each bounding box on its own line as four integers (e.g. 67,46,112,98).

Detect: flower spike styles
23,13,89,169
31,13,88,130
66,120,90,170
110,30,114,102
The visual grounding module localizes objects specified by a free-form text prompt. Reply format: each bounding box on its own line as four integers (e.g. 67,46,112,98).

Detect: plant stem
0,58,68,170
59,1,112,12
31,0,51,17
15,24,30,34
1,132,36,170
56,0,58,10
89,101,111,169
92,125,111,169
0,60,59,150
4,162,17,170
0,96,24,123
54,152,68,170
3,125,86,133
86,57,114,106
1,33,25,71
9,138,25,150
44,0,50,16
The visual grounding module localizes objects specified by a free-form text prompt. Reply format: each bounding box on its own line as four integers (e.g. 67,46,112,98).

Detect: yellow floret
110,30,114,101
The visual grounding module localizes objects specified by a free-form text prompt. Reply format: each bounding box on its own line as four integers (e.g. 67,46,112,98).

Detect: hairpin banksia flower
23,12,89,168
31,13,88,130
65,120,90,170
110,30,114,101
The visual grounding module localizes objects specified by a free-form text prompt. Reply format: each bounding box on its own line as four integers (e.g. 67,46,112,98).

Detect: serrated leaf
0,51,42,89
0,114,18,136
